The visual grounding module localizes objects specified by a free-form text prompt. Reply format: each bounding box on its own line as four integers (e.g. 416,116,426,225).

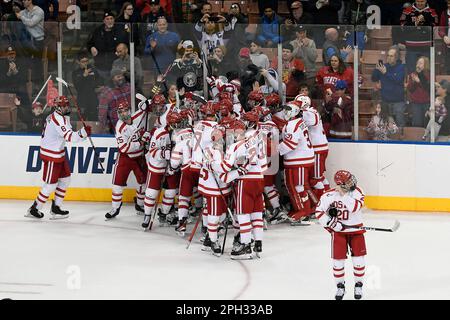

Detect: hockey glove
327,205,338,218
141,131,151,144
237,165,248,176
162,149,171,159
82,125,92,137
326,216,343,232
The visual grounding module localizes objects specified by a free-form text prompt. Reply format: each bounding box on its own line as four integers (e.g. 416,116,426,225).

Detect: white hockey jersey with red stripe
170,128,193,171
145,127,172,173
213,130,267,181
198,146,232,196
155,103,175,128
315,187,366,234
40,112,88,162
301,107,329,153
278,117,314,168
190,120,217,171
257,120,279,173
115,109,146,158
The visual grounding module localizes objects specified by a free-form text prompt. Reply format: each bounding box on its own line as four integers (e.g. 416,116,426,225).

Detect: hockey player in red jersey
315,170,366,300
105,100,149,219
27,96,91,219
277,101,315,224
211,116,267,259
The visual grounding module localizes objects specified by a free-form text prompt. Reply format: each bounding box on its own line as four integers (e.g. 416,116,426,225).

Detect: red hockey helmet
117,100,131,122
152,93,166,106
199,101,216,117
218,99,233,116
334,170,357,191
229,119,246,132
218,91,233,101
54,95,70,115
242,110,260,123
265,93,280,107
248,91,265,104
166,112,184,128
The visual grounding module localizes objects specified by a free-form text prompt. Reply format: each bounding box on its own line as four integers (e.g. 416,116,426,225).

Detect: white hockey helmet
283,101,302,120
294,94,311,109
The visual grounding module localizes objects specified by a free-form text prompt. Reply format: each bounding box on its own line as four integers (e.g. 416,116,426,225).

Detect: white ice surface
0,200,449,300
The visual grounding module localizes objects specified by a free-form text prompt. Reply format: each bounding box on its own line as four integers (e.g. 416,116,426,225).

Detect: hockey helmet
334,170,357,192
247,90,265,106
283,101,302,120
294,94,311,109
54,95,71,115
241,110,259,128
117,100,131,122
166,111,184,129
218,91,233,102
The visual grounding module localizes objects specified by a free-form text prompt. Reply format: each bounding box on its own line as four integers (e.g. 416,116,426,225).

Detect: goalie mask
283,101,302,120
334,170,357,192
54,96,71,115
117,101,131,123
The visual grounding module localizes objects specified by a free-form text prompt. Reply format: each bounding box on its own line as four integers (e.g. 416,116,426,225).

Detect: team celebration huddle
25,71,369,300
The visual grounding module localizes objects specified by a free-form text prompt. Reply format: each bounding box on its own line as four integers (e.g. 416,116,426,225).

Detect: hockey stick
342,220,400,233
33,75,52,104
55,77,105,173
186,208,204,249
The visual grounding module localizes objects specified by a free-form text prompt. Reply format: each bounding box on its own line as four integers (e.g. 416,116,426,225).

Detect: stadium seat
0,93,18,131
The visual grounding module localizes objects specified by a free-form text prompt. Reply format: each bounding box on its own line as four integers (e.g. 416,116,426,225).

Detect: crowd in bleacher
0,0,449,141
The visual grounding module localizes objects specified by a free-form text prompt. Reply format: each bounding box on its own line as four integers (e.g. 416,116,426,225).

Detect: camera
208,15,220,22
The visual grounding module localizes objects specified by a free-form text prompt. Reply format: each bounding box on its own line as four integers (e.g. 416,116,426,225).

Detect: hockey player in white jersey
277,101,315,224
105,100,149,219
315,170,366,300
27,96,91,219
295,94,330,203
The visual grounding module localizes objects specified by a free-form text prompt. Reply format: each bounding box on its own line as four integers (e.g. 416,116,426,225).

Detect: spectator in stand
209,46,232,77
323,79,353,139
236,47,255,77
259,68,287,105
116,2,142,48
422,79,449,140
307,0,342,45
316,53,354,98
271,42,305,101
406,56,431,127
343,0,369,54
194,9,231,58
98,68,132,133
400,0,438,72
284,1,314,41
256,4,284,48
374,0,408,26
371,46,407,134
33,0,58,21
1,0,13,20
438,0,450,73
141,0,173,36
249,40,270,70
290,25,318,88
192,1,211,24
224,2,249,62
72,50,102,121
365,101,399,141
15,0,45,84
322,28,353,65
87,10,129,82
144,16,180,77
0,45,32,131
258,0,278,15
112,43,144,92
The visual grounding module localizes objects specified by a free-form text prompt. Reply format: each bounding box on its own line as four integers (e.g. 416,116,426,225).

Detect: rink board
0,134,449,212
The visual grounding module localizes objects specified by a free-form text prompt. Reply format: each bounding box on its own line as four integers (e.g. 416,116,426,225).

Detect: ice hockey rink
1,200,449,300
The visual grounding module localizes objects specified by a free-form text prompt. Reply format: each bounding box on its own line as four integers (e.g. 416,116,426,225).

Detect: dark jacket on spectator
371,60,406,103
438,8,450,46
400,3,438,46
307,0,342,25
116,10,142,48
72,64,103,121
323,94,353,139
87,25,129,72
33,0,58,21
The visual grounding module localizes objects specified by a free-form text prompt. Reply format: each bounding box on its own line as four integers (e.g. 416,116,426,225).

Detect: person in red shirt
316,54,354,99
406,56,431,127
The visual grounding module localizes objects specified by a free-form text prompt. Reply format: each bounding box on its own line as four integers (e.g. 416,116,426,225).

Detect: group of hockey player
26,75,368,300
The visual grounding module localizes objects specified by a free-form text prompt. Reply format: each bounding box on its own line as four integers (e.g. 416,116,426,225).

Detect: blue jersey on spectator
371,61,406,103
144,31,180,72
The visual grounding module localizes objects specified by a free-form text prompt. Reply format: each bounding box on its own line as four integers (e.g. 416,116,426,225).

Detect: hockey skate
49,200,69,220
232,233,241,252
142,214,151,229
230,242,253,260
354,282,363,300
289,216,311,226
25,201,44,219
210,241,222,257
134,197,144,216
105,203,122,220
175,217,188,237
201,234,212,252
199,226,207,243
254,240,262,258
269,207,289,225
335,282,346,300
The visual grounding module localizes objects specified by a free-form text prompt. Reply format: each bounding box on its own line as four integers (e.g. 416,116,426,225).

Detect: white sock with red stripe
193,187,202,208
112,185,124,209
323,178,330,191
35,183,57,210
250,212,264,241
161,189,176,214
352,256,365,283
237,214,252,244
144,188,159,216
54,177,70,207
207,215,220,242
136,184,145,207
333,259,346,284
178,195,190,219
264,186,280,209
202,207,208,227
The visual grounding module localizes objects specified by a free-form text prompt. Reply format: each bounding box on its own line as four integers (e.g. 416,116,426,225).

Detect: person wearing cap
0,44,32,131
323,79,353,139
290,26,317,84
256,4,284,48
144,16,180,79
237,47,254,76
98,69,132,133
284,1,313,41
87,10,129,82
249,40,270,70
141,0,173,35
